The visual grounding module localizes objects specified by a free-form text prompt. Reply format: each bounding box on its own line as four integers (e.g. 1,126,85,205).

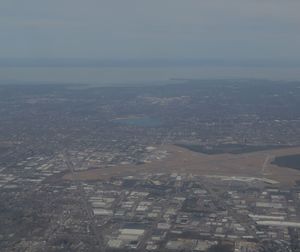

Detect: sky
1,0,300,63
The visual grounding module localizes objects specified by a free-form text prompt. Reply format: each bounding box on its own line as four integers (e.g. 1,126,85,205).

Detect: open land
64,145,300,186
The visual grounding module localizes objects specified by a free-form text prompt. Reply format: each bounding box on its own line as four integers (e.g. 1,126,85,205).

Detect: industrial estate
1,80,300,251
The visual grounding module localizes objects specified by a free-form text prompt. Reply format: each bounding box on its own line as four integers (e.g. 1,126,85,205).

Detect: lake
113,117,162,127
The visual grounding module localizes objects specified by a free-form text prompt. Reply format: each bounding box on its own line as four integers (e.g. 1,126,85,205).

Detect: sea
1,66,300,86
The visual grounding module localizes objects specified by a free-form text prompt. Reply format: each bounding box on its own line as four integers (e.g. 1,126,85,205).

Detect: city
1,80,300,251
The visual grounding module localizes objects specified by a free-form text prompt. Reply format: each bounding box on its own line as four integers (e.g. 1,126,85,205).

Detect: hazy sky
1,0,300,61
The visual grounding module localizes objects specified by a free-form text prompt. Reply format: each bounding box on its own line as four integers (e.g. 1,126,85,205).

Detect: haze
1,0,300,63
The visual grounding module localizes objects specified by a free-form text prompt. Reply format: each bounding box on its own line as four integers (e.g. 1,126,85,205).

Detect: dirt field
63,145,300,186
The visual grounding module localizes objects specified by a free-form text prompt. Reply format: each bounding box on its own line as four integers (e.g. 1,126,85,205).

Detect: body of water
272,154,300,171
113,117,162,127
1,66,300,86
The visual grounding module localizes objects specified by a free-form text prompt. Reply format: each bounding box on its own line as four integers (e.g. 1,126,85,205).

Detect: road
63,151,106,252
261,154,272,176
